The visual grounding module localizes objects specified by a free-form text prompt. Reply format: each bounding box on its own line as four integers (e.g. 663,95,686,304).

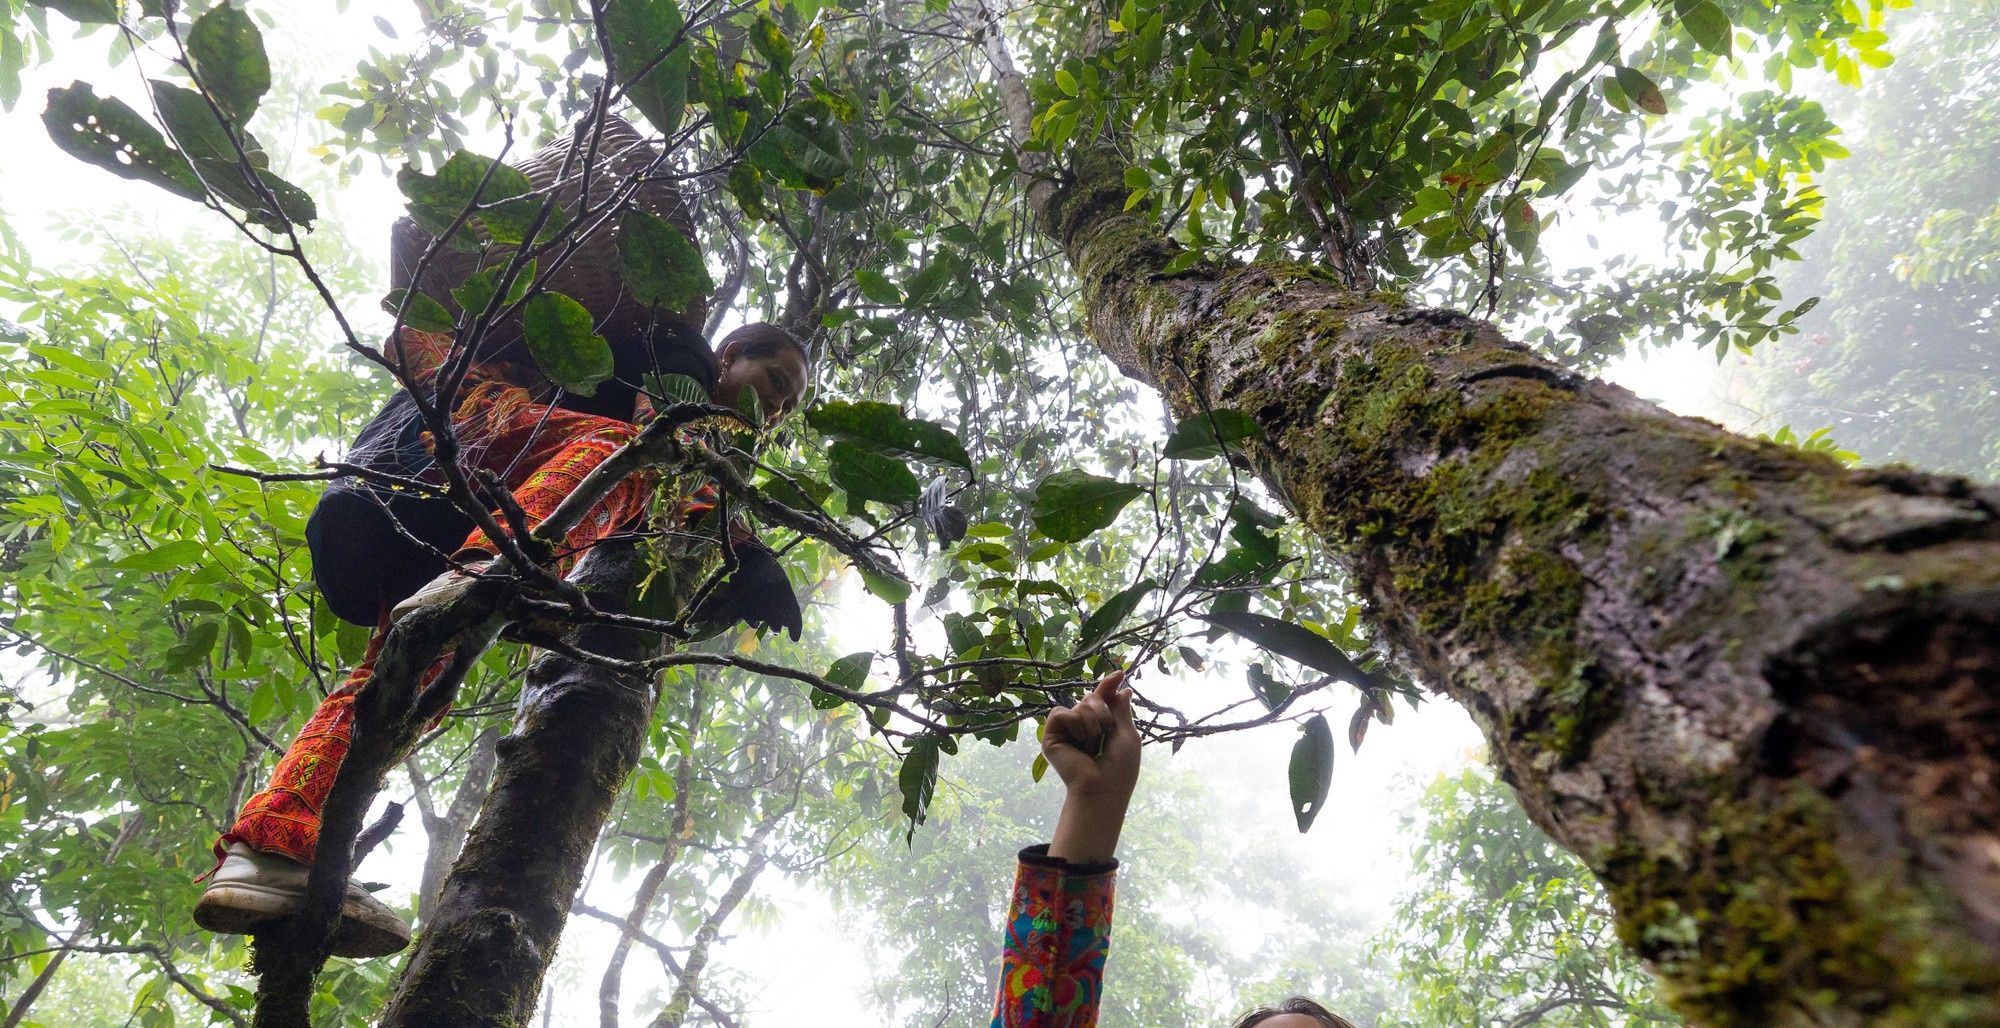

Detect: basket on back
388,115,714,413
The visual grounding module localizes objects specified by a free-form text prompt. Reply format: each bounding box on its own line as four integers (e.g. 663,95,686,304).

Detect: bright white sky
0,2,1831,1024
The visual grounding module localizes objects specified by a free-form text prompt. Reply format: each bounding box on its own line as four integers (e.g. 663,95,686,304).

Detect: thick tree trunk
1042,146,2000,1026
377,539,679,1027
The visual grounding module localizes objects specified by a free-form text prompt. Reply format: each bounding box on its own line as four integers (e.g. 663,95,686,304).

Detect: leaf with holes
44,82,204,202
1162,408,1266,460
603,0,690,138
187,2,269,123
618,209,713,311
1248,662,1289,711
1030,470,1143,543
1289,714,1334,832
1204,610,1386,690
1074,578,1158,657
521,293,614,396
808,401,972,471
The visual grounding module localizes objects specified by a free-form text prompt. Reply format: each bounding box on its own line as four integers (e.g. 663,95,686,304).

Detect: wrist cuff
1019,842,1119,878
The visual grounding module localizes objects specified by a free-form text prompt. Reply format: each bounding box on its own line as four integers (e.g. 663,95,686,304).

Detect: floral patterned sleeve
991,844,1119,1028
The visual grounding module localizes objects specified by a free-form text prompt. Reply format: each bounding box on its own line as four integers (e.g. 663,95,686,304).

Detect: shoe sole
194,886,411,959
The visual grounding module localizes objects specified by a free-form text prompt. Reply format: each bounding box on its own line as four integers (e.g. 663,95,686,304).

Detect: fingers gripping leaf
1289,714,1334,833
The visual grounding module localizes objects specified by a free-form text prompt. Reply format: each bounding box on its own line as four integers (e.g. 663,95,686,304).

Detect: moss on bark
1035,145,2000,1026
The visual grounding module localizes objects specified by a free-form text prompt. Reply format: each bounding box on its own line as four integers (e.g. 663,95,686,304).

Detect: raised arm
992,670,1142,1028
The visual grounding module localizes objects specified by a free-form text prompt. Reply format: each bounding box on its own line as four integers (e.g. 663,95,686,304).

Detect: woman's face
711,342,808,425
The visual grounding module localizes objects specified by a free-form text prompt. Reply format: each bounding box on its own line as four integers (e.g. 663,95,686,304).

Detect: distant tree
1375,770,1681,1028
1728,0,2000,479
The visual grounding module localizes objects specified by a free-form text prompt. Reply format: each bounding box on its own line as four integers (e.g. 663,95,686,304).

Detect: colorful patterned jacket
991,845,1118,1028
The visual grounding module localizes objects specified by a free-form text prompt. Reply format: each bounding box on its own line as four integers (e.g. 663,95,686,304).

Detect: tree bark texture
1041,146,2000,1027
377,539,685,1027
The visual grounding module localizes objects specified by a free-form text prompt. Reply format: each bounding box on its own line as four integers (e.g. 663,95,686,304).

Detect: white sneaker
192,842,411,958
389,560,492,624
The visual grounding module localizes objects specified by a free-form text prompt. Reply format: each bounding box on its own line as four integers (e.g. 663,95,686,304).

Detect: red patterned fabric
220,329,653,866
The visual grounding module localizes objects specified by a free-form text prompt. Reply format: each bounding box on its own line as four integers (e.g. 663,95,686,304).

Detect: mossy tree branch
1029,137,2000,1027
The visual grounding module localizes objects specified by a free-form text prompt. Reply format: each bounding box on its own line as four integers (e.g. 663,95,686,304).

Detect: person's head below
711,323,810,425
1232,997,1360,1028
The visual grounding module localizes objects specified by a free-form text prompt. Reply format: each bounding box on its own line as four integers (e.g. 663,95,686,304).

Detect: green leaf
1248,662,1288,710
829,440,921,506
855,269,903,305
31,0,119,24
397,150,533,242
942,612,984,656
382,289,457,333
751,14,793,80
476,196,569,246
1055,68,1079,96
814,651,872,708
899,735,942,839
247,680,277,723
863,567,913,605
1300,7,1331,30
807,400,973,470
163,622,219,673
451,270,498,317
1031,753,1049,782
1162,408,1266,460
1614,65,1667,115
187,2,270,123
1681,0,1731,56
603,0,690,138
520,293,615,396
44,82,205,202
1202,610,1385,689
646,372,711,408
617,209,713,311
1074,577,1158,656
1288,713,1334,833
113,539,206,573
1029,469,1143,543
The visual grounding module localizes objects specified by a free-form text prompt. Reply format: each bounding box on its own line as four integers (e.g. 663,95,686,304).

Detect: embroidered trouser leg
222,384,654,865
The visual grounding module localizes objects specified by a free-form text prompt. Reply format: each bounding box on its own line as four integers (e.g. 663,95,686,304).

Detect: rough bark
377,538,684,1027
1041,145,2000,1026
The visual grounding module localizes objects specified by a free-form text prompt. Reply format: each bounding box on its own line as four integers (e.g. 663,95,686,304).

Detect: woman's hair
1231,997,1360,1028
718,322,810,365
